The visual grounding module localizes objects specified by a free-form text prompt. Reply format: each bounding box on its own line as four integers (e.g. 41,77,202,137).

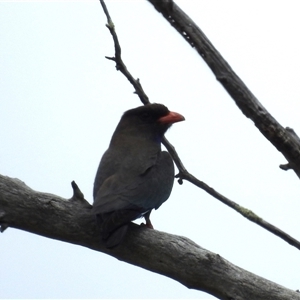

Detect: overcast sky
1,1,300,299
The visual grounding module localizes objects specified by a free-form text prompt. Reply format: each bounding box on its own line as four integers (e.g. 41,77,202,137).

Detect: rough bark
147,0,300,179
0,174,299,300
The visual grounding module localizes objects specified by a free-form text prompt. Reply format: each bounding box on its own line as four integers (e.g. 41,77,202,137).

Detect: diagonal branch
99,0,149,105
99,0,300,251
147,0,300,179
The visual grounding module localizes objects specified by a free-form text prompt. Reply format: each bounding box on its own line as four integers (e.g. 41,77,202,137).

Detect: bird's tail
96,209,141,248
104,224,129,248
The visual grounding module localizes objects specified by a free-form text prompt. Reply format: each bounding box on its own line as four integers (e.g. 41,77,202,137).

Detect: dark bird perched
92,103,184,248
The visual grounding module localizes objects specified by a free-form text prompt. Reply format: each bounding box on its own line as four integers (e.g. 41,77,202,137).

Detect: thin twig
99,0,149,105
99,0,300,251
179,172,300,250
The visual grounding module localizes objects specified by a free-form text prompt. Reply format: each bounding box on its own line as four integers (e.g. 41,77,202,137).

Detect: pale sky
1,1,300,299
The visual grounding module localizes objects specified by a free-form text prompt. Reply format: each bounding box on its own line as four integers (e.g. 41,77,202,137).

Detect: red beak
158,111,185,124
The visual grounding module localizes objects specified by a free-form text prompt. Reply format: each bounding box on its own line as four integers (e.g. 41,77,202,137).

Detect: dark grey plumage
92,103,184,248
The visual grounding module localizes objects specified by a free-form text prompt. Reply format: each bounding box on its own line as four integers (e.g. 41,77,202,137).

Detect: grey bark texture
1,1,300,299
147,0,300,179
0,174,299,300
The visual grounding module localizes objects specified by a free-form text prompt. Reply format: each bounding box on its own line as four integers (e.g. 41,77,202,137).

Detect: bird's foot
140,222,154,229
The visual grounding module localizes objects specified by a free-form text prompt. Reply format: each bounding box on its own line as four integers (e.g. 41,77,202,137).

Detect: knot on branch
175,172,184,185
105,21,114,31
280,163,292,171
70,181,92,209
286,127,300,140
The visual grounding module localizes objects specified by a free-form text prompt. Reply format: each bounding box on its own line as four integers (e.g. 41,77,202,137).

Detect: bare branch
178,171,300,250
99,0,300,250
147,0,300,179
0,174,299,300
99,0,149,105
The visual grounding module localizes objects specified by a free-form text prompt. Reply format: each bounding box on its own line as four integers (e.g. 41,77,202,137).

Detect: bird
92,103,184,248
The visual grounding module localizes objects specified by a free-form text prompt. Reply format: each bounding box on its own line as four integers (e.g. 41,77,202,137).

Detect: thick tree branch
99,0,300,251
0,174,299,300
2,2,298,299
147,0,300,179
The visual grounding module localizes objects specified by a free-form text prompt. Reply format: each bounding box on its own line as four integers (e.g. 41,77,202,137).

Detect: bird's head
116,103,185,142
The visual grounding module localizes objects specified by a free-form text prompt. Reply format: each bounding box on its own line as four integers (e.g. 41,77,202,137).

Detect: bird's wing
92,150,174,243
93,150,174,215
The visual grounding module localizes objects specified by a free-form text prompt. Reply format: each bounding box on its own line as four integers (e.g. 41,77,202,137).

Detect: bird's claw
140,222,154,229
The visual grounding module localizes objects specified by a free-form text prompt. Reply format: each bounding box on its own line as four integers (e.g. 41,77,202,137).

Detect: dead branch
0,174,299,300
